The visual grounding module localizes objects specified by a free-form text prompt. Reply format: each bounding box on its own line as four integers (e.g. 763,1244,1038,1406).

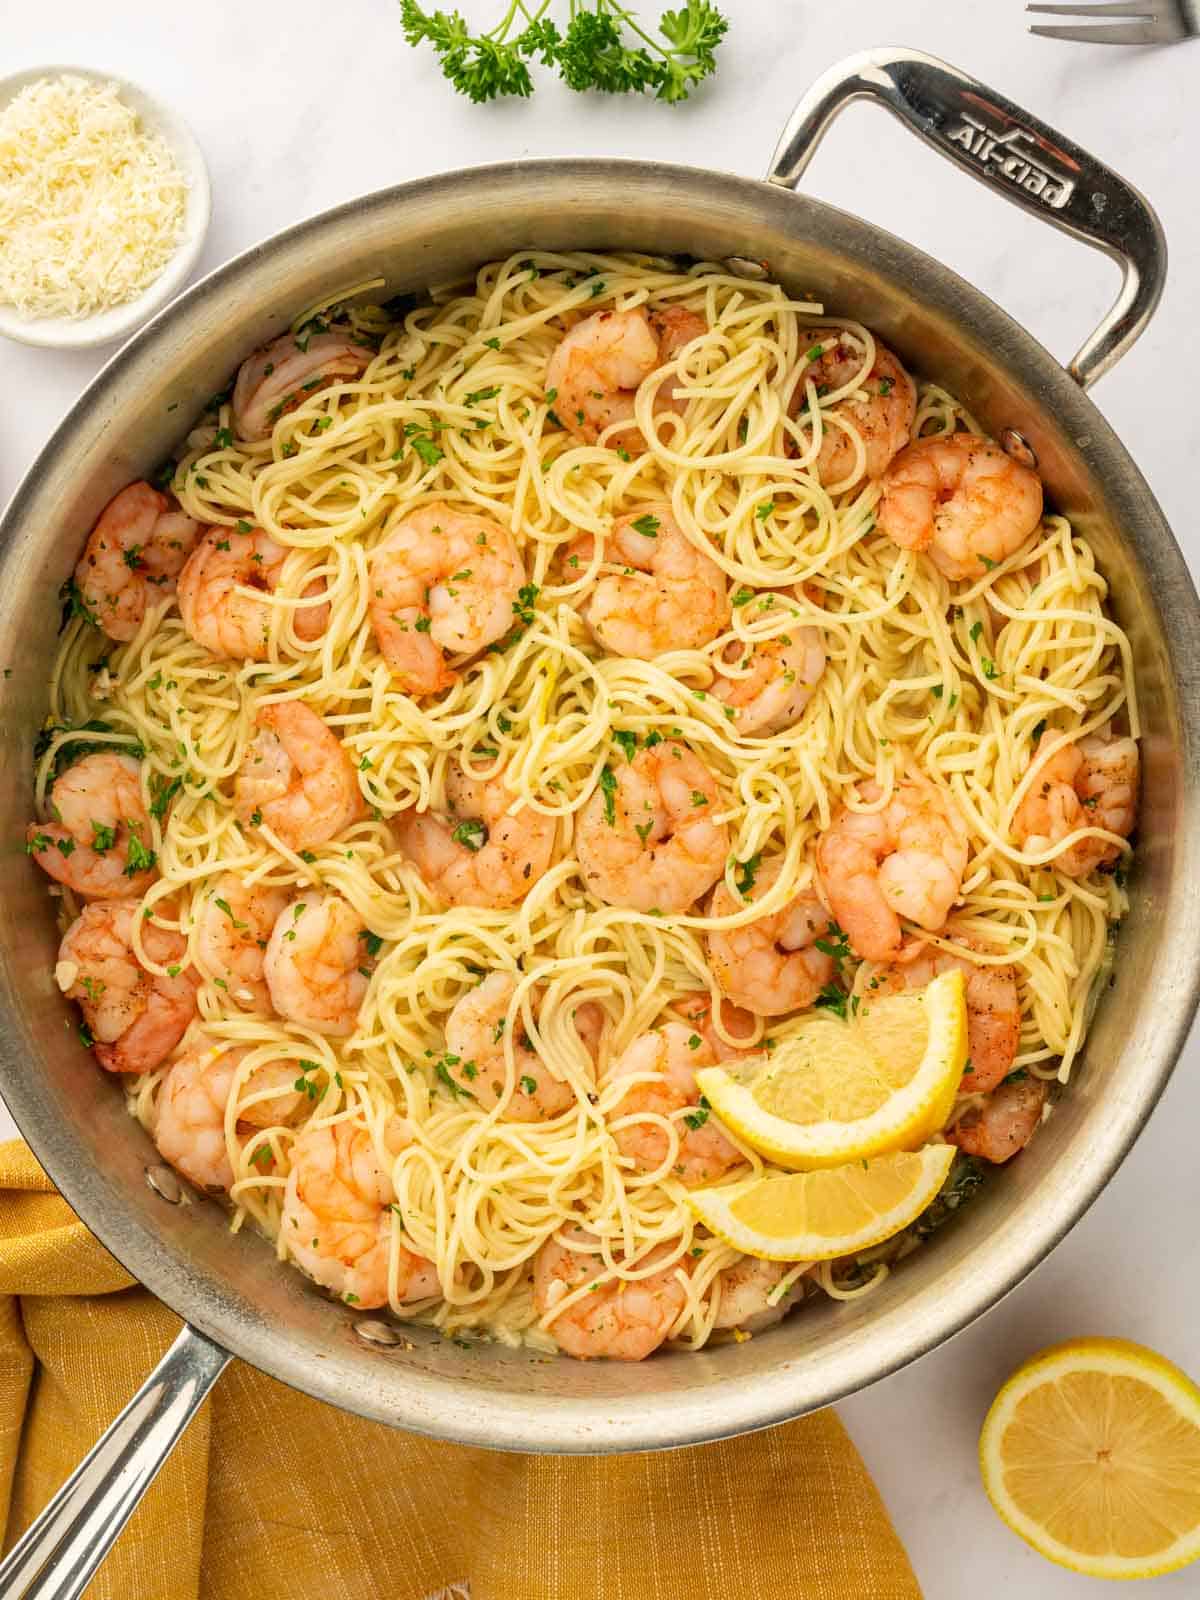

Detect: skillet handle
0,1322,230,1600
766,47,1166,390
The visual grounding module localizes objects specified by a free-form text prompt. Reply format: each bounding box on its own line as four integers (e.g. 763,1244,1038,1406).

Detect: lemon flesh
980,1337,1200,1580
686,1144,956,1262
696,970,967,1170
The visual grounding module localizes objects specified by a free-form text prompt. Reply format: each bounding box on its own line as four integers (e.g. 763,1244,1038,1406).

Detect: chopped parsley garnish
434,1053,473,1098
631,514,660,539
683,1095,711,1130
814,923,851,967
90,821,116,853
755,501,775,521
733,852,761,896
599,765,618,825
730,587,754,608
124,834,156,876
612,729,638,763
361,930,384,958
452,818,488,851
149,774,182,820
214,897,247,928
294,1065,325,1101
519,1074,538,1095
411,434,444,467
814,982,849,1018
512,583,539,626
464,386,500,406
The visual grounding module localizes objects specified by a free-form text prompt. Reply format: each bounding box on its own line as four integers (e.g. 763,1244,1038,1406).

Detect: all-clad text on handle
766,47,1166,389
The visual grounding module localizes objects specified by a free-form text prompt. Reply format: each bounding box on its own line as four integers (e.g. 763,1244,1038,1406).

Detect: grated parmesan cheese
0,74,188,321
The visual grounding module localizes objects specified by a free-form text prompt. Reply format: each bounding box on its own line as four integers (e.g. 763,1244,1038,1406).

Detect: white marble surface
3,2,1199,1593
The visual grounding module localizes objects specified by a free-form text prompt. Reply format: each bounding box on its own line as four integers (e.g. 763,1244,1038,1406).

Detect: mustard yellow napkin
0,1139,920,1600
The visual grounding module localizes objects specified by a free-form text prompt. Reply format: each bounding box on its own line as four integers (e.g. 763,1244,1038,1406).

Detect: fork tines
1026,0,1193,43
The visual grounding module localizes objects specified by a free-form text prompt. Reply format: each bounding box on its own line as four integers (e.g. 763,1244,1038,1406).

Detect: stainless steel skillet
1,48,1196,1600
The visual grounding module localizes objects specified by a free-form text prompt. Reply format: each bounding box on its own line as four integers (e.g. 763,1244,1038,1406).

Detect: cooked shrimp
442,971,582,1120
1013,727,1138,878
862,939,1020,1094
57,902,197,1074
607,1022,745,1187
576,740,729,914
711,1256,812,1334
27,752,157,900
263,892,370,1037
393,760,556,910
546,303,707,454
789,327,916,487
571,999,607,1066
368,502,526,696
282,1118,438,1309
706,861,836,1017
533,1226,688,1361
710,604,826,736
949,1073,1046,1164
73,481,202,642
568,504,729,659
878,433,1043,581
177,526,328,661
816,769,969,962
232,330,372,442
234,700,363,852
671,993,760,1060
153,1038,301,1191
194,872,289,1010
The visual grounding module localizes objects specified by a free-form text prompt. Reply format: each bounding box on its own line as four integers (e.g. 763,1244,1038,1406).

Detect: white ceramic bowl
0,64,211,350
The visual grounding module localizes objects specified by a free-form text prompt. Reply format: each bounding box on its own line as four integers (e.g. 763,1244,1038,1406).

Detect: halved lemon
685,1143,955,1261
980,1338,1200,1580
696,969,967,1169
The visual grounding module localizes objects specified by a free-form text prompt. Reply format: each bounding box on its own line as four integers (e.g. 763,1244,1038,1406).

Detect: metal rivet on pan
724,256,769,280
1000,428,1038,470
355,1319,403,1347
145,1164,184,1204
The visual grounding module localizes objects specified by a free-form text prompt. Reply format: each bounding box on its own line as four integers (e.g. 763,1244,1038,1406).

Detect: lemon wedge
695,969,967,1170
685,1144,956,1261
980,1338,1200,1581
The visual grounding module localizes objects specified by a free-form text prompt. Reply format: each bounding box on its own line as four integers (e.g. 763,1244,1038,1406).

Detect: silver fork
1027,0,1199,43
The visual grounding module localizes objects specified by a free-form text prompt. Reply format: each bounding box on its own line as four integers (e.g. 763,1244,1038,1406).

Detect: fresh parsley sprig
399,1,728,105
